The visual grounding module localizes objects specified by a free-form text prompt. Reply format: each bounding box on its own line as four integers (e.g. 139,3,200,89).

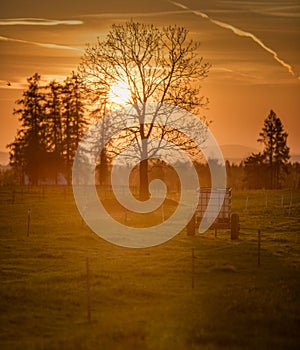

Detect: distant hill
0,151,9,165
290,154,300,163
220,144,259,164
220,144,300,164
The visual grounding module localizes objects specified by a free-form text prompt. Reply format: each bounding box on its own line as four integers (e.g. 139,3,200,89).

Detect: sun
109,78,131,105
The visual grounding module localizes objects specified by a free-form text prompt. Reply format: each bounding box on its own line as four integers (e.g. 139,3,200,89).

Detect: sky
0,0,299,157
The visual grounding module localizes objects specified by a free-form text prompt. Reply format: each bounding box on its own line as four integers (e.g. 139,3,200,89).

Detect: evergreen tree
61,72,87,184
8,73,88,185
258,110,290,189
8,73,47,184
45,80,64,183
46,81,63,154
243,153,268,189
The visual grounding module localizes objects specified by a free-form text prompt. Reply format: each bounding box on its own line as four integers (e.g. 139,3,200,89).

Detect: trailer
187,187,240,239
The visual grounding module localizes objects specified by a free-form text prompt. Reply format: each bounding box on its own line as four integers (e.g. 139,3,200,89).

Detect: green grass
0,187,300,349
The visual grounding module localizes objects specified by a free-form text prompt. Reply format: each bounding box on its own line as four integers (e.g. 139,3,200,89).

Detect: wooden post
161,204,165,223
230,213,239,240
12,189,15,204
288,192,293,216
288,201,292,216
192,247,195,289
245,196,248,210
27,208,31,237
258,229,261,267
86,257,91,322
81,205,87,227
187,214,195,236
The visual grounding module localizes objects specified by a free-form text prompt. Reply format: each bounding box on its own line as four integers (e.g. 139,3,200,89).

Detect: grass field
0,186,300,349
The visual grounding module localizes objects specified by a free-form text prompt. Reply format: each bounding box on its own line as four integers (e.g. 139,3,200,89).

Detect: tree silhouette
79,21,210,199
8,73,87,185
8,73,47,184
45,80,64,184
61,73,87,184
244,110,290,189
258,110,290,189
243,153,268,189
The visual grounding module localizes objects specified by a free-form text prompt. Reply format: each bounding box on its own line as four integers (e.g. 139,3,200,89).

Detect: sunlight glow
108,79,131,105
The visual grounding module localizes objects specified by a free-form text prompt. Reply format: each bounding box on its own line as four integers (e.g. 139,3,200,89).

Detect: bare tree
79,21,210,199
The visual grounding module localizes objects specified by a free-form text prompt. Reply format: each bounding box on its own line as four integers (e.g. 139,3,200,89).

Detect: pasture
0,186,299,349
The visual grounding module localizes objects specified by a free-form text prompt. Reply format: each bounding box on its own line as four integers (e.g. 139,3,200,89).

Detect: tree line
5,76,296,189
5,74,295,190
8,72,87,185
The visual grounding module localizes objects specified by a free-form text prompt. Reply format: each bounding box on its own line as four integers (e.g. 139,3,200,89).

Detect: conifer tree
258,110,290,189
8,73,47,184
61,72,87,184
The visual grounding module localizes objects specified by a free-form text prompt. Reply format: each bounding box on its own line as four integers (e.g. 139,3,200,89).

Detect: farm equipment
187,187,240,239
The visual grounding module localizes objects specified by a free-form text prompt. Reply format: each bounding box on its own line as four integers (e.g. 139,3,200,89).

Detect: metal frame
195,187,232,229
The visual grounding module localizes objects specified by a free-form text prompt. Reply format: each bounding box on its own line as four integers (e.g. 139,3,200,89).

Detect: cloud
218,1,300,18
80,10,191,19
0,35,83,52
253,8,300,19
169,1,298,79
211,66,257,79
0,79,27,90
0,18,83,26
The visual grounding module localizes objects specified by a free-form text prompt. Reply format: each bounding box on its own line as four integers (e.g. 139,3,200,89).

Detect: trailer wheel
230,213,239,240
187,214,196,236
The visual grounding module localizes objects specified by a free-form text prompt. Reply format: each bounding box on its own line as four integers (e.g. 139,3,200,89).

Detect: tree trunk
139,159,150,200
66,158,71,186
99,150,108,186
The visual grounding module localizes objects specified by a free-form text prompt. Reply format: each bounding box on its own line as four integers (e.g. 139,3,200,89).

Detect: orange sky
1,0,299,156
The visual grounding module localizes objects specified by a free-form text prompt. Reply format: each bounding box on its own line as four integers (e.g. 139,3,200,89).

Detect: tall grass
0,186,299,349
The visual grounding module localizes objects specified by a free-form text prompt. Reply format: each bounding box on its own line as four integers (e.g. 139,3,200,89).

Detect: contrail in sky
0,18,83,26
82,10,190,19
0,35,83,52
169,1,297,79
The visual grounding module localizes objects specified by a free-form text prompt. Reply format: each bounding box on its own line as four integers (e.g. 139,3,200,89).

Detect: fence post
11,189,15,204
230,213,239,240
192,247,195,289
86,257,91,322
288,192,293,216
27,208,31,237
161,204,165,223
187,214,195,236
258,229,261,266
